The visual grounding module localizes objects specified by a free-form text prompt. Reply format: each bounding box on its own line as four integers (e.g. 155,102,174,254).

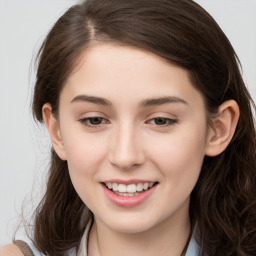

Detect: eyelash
79,117,108,128
147,117,178,126
79,116,177,128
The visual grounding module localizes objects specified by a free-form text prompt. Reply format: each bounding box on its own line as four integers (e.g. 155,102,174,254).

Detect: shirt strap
13,240,34,256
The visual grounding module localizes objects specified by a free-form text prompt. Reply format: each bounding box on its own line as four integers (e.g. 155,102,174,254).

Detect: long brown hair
31,0,256,255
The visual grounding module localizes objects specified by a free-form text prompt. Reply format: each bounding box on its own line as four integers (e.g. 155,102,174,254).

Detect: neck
88,201,191,256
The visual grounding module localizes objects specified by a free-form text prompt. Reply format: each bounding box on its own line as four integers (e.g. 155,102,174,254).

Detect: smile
104,182,155,196
101,181,158,207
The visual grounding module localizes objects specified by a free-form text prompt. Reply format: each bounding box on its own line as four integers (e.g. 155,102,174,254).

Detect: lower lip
101,183,158,207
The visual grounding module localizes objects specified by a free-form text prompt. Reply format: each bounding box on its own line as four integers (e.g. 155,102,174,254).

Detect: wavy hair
31,0,256,255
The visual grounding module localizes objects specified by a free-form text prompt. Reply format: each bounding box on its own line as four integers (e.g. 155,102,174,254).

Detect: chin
99,212,163,234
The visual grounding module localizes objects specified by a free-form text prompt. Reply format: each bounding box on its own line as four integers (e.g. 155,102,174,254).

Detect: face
50,44,211,234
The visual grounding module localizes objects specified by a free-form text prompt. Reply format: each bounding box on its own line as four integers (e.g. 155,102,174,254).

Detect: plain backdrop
0,0,256,245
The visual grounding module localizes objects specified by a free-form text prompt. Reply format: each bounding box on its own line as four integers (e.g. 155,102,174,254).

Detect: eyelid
78,115,110,128
147,117,177,125
145,112,178,127
77,112,178,129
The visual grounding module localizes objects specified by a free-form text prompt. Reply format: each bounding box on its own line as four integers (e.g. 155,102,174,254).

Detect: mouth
102,181,159,197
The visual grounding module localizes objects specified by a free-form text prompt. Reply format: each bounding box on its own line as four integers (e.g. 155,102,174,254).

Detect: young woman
1,0,256,255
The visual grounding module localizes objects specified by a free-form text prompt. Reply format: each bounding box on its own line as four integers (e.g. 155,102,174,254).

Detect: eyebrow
70,94,188,107
139,96,188,107
71,95,112,106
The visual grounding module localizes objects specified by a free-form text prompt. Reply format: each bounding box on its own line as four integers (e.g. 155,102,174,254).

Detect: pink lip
101,183,158,208
102,179,155,185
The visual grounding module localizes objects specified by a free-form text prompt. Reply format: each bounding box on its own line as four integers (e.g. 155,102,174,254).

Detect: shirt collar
77,220,201,256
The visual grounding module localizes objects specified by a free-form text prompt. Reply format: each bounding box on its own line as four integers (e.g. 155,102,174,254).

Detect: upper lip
102,179,157,185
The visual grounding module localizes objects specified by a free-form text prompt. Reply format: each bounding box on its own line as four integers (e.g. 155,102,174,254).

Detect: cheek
63,131,107,171
61,130,108,198
62,134,108,210
147,125,207,182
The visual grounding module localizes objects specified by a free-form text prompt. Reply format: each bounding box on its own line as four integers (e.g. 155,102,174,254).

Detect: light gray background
0,0,256,245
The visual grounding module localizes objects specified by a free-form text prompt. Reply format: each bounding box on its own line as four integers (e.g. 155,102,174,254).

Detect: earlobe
42,103,67,160
205,100,240,157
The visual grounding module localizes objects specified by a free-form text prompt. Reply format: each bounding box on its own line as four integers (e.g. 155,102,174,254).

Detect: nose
109,123,146,170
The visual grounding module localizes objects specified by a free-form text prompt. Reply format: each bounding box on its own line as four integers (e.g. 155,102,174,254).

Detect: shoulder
0,244,24,256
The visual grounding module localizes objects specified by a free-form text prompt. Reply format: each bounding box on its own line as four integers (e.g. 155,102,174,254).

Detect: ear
205,100,240,157
42,103,67,160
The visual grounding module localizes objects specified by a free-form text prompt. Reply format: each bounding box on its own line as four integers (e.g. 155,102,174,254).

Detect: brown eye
149,117,177,126
79,117,108,128
89,117,104,125
154,117,168,125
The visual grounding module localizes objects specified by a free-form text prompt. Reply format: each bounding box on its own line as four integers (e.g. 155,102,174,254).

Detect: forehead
62,43,205,110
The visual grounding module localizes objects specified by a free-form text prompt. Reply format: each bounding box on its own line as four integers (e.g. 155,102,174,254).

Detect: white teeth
105,182,156,193
118,184,126,193
112,183,118,191
143,183,149,190
127,193,133,196
116,192,140,196
136,183,143,192
127,184,137,193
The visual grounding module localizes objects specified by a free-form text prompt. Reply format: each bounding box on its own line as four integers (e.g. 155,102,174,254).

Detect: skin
42,44,239,256
0,245,24,256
